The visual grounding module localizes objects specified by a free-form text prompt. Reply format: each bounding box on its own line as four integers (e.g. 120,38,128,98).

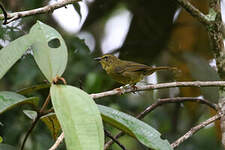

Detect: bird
95,54,177,86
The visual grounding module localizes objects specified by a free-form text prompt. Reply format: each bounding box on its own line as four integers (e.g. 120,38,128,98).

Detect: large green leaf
50,84,104,150
98,105,173,150
30,21,68,82
0,91,39,114
0,34,31,79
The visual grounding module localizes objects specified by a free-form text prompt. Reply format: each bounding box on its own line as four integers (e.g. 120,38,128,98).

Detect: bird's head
94,54,119,70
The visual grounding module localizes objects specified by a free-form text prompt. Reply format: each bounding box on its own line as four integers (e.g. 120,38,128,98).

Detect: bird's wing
114,61,150,74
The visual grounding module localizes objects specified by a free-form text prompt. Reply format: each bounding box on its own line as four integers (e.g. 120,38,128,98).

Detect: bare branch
174,0,210,26
136,97,218,119
104,97,218,149
49,132,64,150
91,81,225,99
0,0,81,24
171,113,221,148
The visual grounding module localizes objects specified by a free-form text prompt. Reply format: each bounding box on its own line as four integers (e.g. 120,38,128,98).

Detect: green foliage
0,34,31,79
0,91,38,114
30,21,68,82
99,105,173,150
50,84,104,150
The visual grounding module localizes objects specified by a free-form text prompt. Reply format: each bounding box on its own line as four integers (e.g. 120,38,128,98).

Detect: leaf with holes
0,34,31,80
99,105,173,150
73,3,82,19
50,84,104,150
0,91,39,114
30,21,68,82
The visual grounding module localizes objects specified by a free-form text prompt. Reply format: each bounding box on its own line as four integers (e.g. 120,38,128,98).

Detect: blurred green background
0,0,224,149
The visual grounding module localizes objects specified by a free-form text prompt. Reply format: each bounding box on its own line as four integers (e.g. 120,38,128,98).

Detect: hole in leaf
48,38,61,48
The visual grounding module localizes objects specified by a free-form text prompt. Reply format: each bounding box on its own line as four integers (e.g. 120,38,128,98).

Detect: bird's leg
130,84,138,93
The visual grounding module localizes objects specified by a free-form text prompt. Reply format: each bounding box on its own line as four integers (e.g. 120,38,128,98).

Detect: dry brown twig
91,81,225,99
171,113,221,148
104,97,218,149
0,0,81,24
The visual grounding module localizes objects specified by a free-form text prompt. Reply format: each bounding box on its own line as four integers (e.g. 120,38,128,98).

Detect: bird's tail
145,66,178,75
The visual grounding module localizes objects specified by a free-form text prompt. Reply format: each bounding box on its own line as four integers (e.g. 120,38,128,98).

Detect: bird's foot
131,84,138,93
124,84,138,93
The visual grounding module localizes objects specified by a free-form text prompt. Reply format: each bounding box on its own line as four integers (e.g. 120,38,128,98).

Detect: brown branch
171,113,221,148
104,97,218,149
174,0,210,26
39,94,51,113
136,97,217,119
0,0,81,24
91,81,225,99
49,132,64,150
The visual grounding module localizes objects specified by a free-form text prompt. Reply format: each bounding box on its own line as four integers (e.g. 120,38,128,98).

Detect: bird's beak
94,57,102,61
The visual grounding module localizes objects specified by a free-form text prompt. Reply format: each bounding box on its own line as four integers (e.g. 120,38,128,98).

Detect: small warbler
95,54,177,85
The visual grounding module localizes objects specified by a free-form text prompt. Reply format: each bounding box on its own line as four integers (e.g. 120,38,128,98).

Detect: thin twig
40,94,51,113
0,3,7,24
51,80,225,150
20,93,51,150
104,97,218,149
104,130,127,150
174,0,210,26
136,97,217,119
0,0,81,24
49,132,64,150
91,81,225,99
171,113,221,148
20,114,40,150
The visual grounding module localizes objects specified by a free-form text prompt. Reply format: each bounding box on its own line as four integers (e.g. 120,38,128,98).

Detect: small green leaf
98,105,173,150
30,21,68,82
41,113,61,140
0,91,39,114
23,110,37,120
0,34,31,79
50,84,104,150
17,83,50,95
